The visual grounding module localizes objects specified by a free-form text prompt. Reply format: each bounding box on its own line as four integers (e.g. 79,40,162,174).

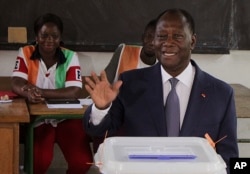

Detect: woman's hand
85,70,122,109
22,85,45,103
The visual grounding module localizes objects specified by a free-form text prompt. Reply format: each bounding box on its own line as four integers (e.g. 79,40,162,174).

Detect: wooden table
230,84,250,158
231,84,250,118
25,102,87,174
0,99,29,174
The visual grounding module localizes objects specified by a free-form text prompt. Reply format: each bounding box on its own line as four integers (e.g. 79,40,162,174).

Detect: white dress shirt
161,62,195,128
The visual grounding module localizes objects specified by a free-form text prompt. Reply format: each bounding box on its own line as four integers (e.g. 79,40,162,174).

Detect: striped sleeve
12,47,28,80
65,52,82,88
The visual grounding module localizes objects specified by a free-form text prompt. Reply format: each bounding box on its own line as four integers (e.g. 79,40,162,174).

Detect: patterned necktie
165,78,180,136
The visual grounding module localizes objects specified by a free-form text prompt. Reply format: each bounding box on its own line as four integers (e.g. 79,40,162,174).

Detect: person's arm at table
11,76,81,103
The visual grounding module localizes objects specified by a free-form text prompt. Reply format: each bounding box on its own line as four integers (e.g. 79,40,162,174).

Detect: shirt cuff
90,103,111,125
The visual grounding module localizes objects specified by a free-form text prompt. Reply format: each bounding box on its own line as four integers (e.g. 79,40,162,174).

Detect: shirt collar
161,61,195,88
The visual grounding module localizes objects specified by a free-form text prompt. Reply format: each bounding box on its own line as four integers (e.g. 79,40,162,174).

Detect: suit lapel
180,61,211,136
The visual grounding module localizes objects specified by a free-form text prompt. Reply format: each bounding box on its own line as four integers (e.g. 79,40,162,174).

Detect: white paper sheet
79,98,93,105
46,98,92,108
46,103,83,109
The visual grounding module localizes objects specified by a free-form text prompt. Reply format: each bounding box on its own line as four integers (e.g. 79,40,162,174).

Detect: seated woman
11,13,93,174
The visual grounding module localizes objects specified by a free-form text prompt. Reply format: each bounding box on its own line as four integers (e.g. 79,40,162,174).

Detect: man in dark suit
83,8,238,173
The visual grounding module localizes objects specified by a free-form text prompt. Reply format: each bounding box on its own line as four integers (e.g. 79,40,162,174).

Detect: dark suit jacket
83,60,238,171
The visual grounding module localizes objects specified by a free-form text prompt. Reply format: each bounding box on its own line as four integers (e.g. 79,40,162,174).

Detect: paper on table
46,103,83,109
78,98,93,105
46,98,92,108
0,99,13,103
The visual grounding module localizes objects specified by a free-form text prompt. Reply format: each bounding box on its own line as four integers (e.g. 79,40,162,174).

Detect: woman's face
36,22,61,54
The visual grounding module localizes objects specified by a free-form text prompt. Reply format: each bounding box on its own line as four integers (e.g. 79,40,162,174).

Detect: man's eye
156,34,184,41
173,34,184,40
157,35,167,40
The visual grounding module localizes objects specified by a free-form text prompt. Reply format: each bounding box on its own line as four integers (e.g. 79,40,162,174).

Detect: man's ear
190,33,197,50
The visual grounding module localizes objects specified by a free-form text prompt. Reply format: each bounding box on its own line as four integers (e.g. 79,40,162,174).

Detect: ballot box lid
94,137,227,174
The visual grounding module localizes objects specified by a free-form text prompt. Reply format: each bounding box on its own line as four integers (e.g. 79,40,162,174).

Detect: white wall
1,50,250,88
192,51,250,88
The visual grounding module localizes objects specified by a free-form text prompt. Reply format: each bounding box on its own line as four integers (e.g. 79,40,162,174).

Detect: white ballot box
94,137,226,174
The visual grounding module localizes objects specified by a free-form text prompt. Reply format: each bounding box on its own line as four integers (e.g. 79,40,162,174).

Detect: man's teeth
163,52,175,56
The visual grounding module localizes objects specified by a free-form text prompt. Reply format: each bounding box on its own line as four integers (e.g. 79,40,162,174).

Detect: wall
1,50,250,88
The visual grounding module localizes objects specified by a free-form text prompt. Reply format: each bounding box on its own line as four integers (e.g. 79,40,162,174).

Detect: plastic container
94,137,226,174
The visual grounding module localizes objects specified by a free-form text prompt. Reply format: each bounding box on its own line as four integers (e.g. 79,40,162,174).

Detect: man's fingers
113,80,123,92
85,76,96,89
85,84,93,94
100,70,108,82
91,72,100,83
